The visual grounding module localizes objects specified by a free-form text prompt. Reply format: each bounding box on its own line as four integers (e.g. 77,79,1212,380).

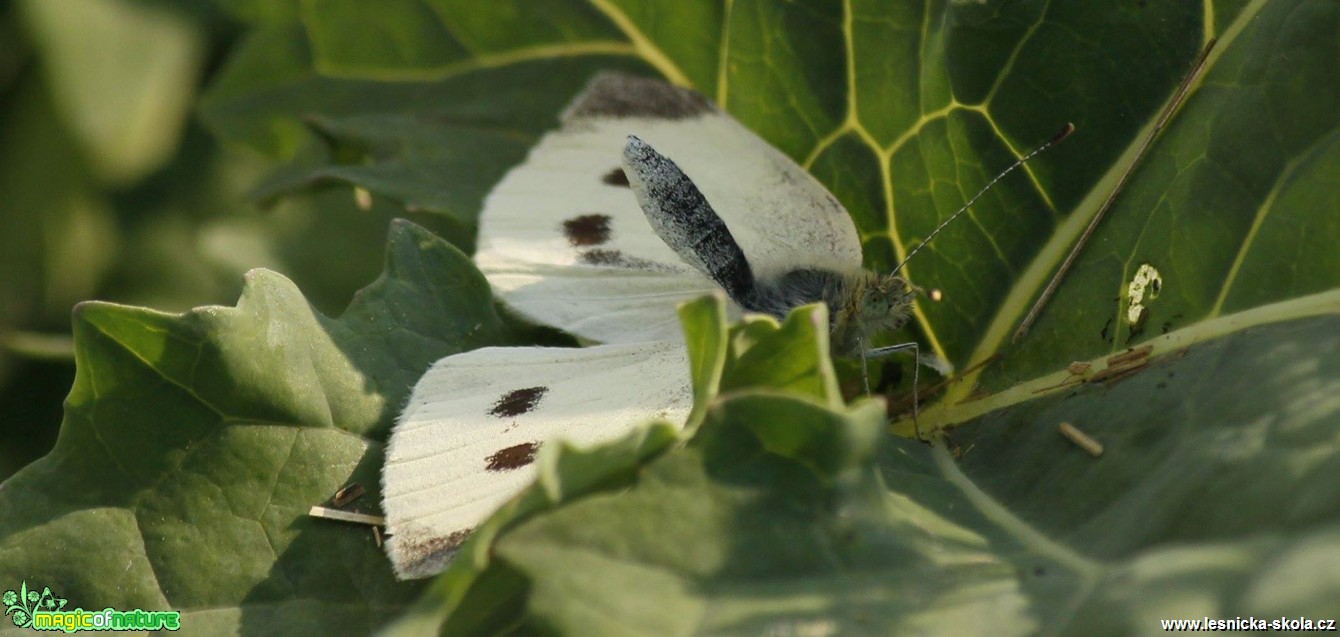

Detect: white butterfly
382,73,890,579
381,73,1065,578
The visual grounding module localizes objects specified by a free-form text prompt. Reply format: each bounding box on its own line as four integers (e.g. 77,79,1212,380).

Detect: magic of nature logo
3,581,180,632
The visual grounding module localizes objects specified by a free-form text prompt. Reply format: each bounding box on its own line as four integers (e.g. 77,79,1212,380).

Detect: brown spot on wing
489,386,547,418
486,442,540,471
602,167,630,187
562,214,612,246
579,248,673,272
563,72,714,122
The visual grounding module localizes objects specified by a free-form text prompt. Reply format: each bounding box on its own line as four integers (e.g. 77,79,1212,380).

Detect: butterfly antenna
893,123,1075,274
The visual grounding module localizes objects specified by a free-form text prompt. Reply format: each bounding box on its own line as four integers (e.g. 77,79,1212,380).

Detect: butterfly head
856,272,917,335
827,271,918,355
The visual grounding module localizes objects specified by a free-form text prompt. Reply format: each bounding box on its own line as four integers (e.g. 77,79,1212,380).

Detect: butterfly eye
863,291,890,314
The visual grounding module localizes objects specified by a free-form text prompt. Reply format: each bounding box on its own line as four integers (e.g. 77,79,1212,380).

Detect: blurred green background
0,0,452,480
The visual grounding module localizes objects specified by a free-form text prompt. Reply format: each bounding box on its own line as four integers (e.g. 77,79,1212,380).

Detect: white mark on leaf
1126,263,1163,324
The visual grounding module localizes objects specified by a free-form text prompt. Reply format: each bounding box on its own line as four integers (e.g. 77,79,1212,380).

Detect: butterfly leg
858,336,872,395
866,342,923,441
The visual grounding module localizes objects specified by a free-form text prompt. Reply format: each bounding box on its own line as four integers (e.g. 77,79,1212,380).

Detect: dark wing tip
621,134,659,192
623,134,651,161
563,72,715,123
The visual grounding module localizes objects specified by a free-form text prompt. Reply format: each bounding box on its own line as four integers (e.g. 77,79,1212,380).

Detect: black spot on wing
562,214,612,246
488,387,547,418
563,73,714,122
602,167,630,187
486,442,539,472
578,248,674,272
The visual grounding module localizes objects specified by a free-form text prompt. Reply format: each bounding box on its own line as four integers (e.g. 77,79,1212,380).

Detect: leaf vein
1209,132,1334,317
585,0,692,86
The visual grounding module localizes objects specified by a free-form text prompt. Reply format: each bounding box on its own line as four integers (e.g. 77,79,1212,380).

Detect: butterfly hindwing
382,341,692,579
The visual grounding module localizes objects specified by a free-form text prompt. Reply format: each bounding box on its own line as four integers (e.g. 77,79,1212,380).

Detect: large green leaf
198,4,652,224
402,292,1340,632
0,222,512,634
970,0,1340,392
205,0,1339,397
400,294,1340,635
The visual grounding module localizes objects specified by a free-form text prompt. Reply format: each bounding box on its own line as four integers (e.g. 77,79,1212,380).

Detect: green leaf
17,0,206,184
676,294,729,430
257,112,537,224
942,307,1340,634
301,0,626,76
198,3,655,222
211,0,300,26
0,222,510,632
679,294,844,410
966,0,1340,393
201,25,653,221
718,305,842,407
208,0,1340,401
0,62,116,331
492,393,892,636
406,300,1340,635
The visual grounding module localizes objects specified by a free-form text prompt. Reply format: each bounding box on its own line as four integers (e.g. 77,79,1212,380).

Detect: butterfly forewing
474,73,865,344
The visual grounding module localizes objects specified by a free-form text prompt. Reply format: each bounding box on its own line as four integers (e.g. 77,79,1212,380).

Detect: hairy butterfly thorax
740,268,916,356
